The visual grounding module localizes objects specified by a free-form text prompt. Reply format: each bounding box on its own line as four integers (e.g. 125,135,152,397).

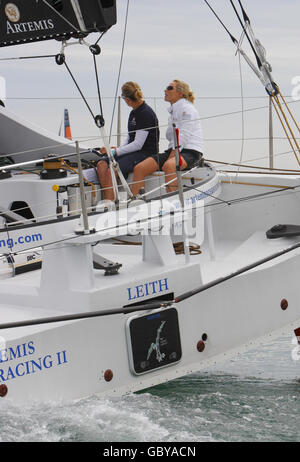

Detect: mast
269,97,274,169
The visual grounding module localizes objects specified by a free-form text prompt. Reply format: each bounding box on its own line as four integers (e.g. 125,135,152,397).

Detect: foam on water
0,335,300,442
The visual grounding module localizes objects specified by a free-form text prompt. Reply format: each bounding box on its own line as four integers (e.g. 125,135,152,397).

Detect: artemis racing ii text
0,340,68,383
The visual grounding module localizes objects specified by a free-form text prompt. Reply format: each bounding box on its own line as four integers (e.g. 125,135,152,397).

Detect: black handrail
1,238,300,330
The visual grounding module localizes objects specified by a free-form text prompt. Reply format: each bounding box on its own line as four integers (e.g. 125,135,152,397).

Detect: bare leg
131,157,159,196
162,157,187,193
97,160,115,201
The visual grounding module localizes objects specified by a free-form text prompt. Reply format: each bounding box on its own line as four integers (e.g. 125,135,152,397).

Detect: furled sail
0,0,117,47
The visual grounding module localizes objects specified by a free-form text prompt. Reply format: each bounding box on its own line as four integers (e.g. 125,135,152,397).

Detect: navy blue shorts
102,150,150,178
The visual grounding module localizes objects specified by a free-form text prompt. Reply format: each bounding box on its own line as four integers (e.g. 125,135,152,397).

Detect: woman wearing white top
131,79,203,195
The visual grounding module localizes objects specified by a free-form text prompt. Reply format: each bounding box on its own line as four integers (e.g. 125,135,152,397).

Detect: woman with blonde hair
131,79,203,195
97,81,159,200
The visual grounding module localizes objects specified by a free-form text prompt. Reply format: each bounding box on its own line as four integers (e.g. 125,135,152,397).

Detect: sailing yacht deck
200,231,300,281
1,227,300,318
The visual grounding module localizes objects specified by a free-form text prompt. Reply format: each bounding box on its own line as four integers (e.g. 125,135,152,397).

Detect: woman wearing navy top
97,81,159,200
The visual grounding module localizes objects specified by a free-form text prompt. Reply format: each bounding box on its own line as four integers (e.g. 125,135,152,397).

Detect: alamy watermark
94,197,203,238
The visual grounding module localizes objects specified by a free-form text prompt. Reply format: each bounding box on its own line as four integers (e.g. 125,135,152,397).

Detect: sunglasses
166,85,175,91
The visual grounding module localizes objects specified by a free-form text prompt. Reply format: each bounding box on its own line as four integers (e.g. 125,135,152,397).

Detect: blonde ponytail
121,81,143,102
174,79,195,104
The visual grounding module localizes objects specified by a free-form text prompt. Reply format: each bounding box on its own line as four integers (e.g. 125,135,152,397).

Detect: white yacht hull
0,249,299,403
0,172,300,403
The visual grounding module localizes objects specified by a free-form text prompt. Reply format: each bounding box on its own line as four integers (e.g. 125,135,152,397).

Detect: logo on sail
5,3,20,23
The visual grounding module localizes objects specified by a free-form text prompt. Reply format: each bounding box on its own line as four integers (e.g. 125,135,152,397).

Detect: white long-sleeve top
165,98,204,153
116,130,148,157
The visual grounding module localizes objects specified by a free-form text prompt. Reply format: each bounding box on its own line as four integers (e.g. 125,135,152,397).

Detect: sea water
0,334,299,442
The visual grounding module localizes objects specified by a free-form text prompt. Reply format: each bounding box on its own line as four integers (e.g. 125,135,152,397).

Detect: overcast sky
1,0,300,168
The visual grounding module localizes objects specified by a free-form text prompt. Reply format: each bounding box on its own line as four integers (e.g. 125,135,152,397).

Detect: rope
271,96,300,166
112,238,201,255
2,97,300,163
2,178,299,258
206,158,300,173
174,242,202,255
61,160,96,198
4,95,296,101
274,94,300,152
175,240,300,303
183,184,230,206
221,170,300,176
278,89,300,133
1,151,299,222
221,179,291,189
109,0,130,143
2,238,300,330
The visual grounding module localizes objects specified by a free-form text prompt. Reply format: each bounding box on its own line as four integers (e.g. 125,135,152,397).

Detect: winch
40,156,67,180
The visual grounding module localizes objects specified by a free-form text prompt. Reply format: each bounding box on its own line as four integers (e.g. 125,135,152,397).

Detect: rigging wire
93,54,104,121
1,4,300,256
2,155,300,222
0,55,57,61
2,155,300,254
3,227,300,330
2,89,300,160
94,31,107,46
63,60,96,121
41,0,79,32
204,0,299,165
183,184,231,206
1,98,300,163
3,95,295,100
0,10,299,271
2,179,299,258
229,0,262,69
207,158,300,173
3,223,300,331
236,40,245,177
108,0,130,144
202,0,238,44
0,176,299,269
